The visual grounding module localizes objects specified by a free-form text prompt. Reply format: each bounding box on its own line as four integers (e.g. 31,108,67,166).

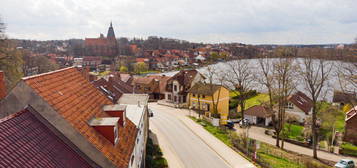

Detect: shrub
340,142,357,157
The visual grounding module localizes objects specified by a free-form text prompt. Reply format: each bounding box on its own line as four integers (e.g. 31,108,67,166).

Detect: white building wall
285,102,311,123
128,111,146,168
245,115,256,125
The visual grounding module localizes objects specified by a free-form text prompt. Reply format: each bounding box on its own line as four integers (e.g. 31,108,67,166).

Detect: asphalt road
149,104,231,168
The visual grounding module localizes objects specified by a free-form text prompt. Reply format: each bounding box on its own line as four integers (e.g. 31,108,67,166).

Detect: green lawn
245,94,270,109
230,93,270,111
258,152,305,168
284,124,304,141
189,116,232,146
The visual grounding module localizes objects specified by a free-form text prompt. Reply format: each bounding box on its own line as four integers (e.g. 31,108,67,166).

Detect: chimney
103,105,126,126
88,117,120,145
0,71,6,100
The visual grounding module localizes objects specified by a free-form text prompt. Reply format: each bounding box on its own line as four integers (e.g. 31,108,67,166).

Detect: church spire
107,22,116,39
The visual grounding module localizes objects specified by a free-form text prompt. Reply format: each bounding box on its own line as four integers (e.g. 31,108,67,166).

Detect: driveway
236,126,357,164
149,103,255,168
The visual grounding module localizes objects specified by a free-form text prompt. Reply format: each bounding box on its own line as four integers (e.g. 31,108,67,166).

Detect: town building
285,91,313,123
0,67,147,168
118,94,150,168
344,106,357,145
132,76,160,99
187,82,229,124
84,22,118,57
164,70,204,104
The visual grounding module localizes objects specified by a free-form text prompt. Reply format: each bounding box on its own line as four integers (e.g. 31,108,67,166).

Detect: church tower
107,22,116,40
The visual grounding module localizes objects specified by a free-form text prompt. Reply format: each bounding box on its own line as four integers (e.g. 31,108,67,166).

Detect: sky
1,0,356,44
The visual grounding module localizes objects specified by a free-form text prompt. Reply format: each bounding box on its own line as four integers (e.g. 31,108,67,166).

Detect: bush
146,138,168,168
340,142,357,157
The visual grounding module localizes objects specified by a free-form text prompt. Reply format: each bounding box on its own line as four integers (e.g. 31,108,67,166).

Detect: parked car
239,119,250,128
225,120,235,129
230,119,241,123
335,159,355,168
149,109,154,117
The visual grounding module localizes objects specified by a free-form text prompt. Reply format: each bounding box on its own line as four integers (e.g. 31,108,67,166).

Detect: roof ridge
346,111,356,121
22,67,75,80
0,108,28,123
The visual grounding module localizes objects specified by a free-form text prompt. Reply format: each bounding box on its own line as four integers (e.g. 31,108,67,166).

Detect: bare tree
258,57,274,110
298,56,332,159
273,57,296,149
204,65,226,117
226,60,254,120
337,62,357,106
258,52,296,148
337,39,357,106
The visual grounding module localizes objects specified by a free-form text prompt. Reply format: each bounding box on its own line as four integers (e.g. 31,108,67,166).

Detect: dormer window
103,105,127,127
89,117,120,145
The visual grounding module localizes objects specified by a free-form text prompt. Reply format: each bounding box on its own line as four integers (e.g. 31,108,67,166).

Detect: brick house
84,22,118,57
132,76,160,99
0,67,148,168
344,106,357,145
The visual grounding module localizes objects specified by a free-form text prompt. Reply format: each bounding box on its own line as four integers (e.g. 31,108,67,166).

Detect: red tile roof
148,75,171,93
133,76,155,85
23,67,137,168
85,38,110,46
0,106,93,168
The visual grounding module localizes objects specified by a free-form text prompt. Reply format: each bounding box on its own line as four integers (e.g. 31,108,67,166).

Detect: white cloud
0,0,356,44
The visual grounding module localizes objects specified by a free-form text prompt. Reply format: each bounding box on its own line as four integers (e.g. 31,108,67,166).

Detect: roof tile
23,67,138,168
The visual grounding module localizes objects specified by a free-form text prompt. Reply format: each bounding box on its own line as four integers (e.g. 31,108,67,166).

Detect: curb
179,115,256,168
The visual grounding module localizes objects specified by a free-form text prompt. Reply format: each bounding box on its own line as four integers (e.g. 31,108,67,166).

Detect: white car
335,159,355,168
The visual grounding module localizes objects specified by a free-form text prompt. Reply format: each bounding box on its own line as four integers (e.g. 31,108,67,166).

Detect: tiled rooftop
23,67,138,168
0,107,93,168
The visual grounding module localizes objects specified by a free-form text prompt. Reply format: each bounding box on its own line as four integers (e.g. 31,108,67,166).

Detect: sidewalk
172,108,256,168
236,126,357,164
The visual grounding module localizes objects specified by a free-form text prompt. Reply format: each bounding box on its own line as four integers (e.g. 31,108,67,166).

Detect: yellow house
187,82,229,124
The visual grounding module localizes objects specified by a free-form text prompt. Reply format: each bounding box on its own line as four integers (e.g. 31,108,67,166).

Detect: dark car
225,120,235,129
148,109,154,117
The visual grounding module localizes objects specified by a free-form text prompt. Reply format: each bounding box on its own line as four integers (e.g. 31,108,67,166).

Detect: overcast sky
1,0,356,44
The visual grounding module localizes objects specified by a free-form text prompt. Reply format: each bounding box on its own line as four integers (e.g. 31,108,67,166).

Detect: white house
285,91,313,123
118,94,149,168
244,105,273,126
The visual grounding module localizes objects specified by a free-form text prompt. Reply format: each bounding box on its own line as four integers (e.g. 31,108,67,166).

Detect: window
144,87,150,91
168,94,172,100
285,102,294,109
130,155,135,166
174,85,177,91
